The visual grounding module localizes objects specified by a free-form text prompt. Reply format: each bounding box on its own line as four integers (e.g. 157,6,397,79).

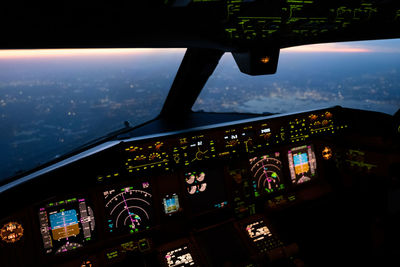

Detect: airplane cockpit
1,1,399,266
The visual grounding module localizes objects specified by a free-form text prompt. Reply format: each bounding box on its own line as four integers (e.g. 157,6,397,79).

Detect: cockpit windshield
193,39,400,115
0,49,185,182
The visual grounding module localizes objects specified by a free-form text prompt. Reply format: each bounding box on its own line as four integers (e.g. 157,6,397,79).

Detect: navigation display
103,180,153,234
38,197,95,255
164,244,196,267
288,145,317,185
163,194,180,215
249,152,284,195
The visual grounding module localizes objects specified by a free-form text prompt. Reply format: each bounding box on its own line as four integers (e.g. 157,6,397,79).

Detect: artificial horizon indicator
38,197,95,255
288,145,317,185
0,222,24,243
163,194,180,215
104,181,153,234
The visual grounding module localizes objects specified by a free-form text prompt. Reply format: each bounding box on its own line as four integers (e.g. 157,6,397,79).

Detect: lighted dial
192,147,209,162
0,222,23,243
185,171,207,195
249,154,283,193
185,174,196,184
149,152,161,161
104,183,153,234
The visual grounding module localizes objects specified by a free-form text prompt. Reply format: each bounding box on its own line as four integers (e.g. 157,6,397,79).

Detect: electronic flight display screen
163,194,180,215
38,197,95,255
288,145,317,185
246,220,272,242
163,244,196,267
184,168,228,214
245,219,282,253
103,180,153,235
249,152,285,196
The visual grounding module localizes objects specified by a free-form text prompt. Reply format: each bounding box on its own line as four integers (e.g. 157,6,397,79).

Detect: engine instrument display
185,171,207,195
164,244,196,267
249,152,284,195
0,222,24,243
288,145,317,185
38,197,95,255
185,168,228,214
104,181,153,234
163,194,180,215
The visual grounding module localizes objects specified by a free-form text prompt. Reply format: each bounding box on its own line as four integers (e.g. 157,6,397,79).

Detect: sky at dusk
0,38,399,59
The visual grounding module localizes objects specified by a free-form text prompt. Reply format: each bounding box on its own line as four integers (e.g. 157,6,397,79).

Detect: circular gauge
104,185,153,234
196,172,205,182
188,186,197,195
185,174,195,184
249,154,283,193
149,152,161,161
1,222,24,243
185,171,208,195
56,242,82,254
198,183,207,192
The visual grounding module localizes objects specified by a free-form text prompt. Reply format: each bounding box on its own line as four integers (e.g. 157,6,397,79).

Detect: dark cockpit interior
1,1,400,266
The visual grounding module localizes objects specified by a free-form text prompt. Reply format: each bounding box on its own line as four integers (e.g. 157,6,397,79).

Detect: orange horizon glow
0,43,388,59
283,43,372,53
0,48,185,59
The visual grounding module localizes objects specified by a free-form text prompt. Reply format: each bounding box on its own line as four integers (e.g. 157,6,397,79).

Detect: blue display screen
163,194,180,214
293,153,308,166
49,209,78,230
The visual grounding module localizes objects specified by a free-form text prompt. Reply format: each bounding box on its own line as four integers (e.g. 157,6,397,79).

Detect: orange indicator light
260,56,270,63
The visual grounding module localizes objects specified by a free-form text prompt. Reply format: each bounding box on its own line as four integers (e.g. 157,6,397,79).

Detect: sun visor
232,47,280,76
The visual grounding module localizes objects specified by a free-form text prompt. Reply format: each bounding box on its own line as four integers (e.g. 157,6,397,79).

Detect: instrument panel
1,106,392,266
